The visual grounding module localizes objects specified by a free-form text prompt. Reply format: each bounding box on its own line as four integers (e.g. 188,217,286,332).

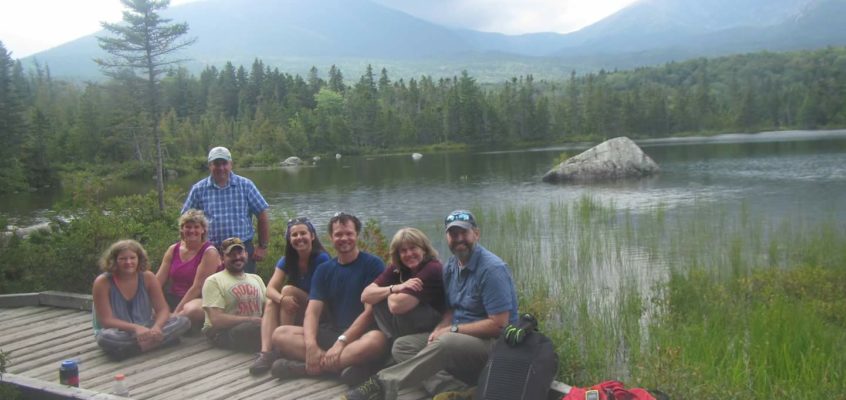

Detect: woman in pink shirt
156,209,221,328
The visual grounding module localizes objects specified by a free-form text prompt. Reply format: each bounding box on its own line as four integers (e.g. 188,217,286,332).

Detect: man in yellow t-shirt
202,237,267,352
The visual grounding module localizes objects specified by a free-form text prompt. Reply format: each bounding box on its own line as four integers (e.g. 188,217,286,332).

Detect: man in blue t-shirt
344,210,518,400
271,212,387,383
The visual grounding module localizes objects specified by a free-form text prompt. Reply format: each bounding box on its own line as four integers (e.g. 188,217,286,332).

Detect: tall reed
462,197,845,398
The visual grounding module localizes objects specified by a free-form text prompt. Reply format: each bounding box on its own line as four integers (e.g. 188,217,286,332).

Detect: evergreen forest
2,41,846,194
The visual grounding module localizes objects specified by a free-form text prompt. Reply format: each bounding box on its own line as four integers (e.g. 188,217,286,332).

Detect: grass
468,197,846,399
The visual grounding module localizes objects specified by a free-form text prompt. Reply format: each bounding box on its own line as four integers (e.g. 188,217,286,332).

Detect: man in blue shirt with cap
182,146,269,274
344,210,518,400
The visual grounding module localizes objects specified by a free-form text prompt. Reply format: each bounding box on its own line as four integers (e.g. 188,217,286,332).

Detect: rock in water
542,137,659,183
280,156,302,166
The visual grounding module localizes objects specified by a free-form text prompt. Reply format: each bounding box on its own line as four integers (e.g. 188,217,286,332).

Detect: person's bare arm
174,247,221,313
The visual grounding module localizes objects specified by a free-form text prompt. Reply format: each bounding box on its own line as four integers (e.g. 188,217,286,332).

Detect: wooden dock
0,292,433,400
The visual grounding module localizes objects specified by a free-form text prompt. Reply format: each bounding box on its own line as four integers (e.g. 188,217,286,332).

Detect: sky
0,0,638,58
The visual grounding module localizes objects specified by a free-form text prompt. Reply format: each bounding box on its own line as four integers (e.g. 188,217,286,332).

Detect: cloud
372,0,638,34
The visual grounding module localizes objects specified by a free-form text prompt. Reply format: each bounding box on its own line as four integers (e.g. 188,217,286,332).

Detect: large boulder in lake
542,137,659,183
280,156,303,167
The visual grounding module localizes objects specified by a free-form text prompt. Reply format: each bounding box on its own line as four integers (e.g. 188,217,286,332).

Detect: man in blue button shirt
344,210,518,400
182,146,269,274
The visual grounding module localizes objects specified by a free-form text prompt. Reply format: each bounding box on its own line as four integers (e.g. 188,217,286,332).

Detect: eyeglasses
332,211,350,218
444,211,475,225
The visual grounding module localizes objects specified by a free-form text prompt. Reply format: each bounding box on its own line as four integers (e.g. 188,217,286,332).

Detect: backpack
476,314,559,400
561,380,666,400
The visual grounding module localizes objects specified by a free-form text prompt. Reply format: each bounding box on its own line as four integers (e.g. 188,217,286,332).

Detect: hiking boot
432,387,476,400
249,351,279,375
341,376,384,400
270,358,308,380
340,363,380,386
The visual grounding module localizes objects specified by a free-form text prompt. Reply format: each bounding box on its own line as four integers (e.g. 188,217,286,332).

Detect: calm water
3,129,846,249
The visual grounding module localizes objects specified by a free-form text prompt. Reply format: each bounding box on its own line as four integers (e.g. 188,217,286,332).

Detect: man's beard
450,241,474,262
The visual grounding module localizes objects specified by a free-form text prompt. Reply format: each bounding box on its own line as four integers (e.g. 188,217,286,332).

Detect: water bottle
112,373,130,397
58,360,79,387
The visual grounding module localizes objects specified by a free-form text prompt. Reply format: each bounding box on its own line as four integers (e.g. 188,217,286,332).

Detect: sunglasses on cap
444,211,475,225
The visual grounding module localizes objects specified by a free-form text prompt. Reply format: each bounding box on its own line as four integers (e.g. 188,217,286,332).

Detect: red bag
562,380,657,400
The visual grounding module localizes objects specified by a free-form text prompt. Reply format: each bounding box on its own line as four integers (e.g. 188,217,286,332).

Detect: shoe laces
359,378,381,395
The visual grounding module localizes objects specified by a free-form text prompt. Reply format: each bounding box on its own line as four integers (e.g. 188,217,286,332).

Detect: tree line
2,41,846,194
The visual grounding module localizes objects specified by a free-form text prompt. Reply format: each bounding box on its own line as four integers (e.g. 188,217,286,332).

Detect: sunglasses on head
287,216,310,227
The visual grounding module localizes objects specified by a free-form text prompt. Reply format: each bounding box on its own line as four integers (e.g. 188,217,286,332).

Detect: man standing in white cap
182,146,270,274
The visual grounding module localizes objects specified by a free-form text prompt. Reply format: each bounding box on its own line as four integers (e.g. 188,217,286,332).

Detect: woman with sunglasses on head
249,217,331,375
155,209,222,328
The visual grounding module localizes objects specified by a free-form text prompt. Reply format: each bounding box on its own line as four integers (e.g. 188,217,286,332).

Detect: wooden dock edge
0,292,92,311
0,372,125,400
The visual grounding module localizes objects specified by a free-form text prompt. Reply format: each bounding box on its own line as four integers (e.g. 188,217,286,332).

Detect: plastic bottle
112,373,130,397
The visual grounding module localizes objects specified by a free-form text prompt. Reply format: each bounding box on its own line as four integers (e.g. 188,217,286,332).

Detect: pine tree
96,0,195,211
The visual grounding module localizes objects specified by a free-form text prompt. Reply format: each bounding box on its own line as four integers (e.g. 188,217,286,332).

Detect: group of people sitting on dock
91,147,519,400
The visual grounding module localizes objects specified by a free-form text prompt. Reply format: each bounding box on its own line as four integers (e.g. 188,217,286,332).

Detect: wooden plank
8,336,100,374
29,349,110,382
550,380,572,398
0,308,82,330
145,356,261,400
0,371,125,400
276,379,348,400
7,334,97,369
194,371,303,400
0,293,40,308
203,373,286,400
1,311,90,337
128,352,256,399
1,319,92,350
39,291,93,311
86,345,247,391
79,338,218,388
222,376,342,400
0,306,53,323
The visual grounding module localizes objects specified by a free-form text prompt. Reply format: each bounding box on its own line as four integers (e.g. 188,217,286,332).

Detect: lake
3,129,846,246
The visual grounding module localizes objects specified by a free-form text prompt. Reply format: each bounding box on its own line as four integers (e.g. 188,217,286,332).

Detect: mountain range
20,0,846,82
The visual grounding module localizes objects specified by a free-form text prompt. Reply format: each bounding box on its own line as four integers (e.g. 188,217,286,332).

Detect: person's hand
280,295,300,314
253,246,267,262
174,303,185,315
134,326,160,351
428,325,450,344
321,341,345,372
133,325,151,338
399,277,423,292
305,344,325,375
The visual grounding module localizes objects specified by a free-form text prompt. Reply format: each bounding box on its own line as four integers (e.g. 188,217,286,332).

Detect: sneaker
340,363,380,386
341,376,384,400
432,387,476,400
270,358,308,380
249,351,279,375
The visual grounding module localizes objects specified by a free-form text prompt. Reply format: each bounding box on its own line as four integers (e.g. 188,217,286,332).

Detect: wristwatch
257,242,268,249
450,324,459,333
337,334,348,344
